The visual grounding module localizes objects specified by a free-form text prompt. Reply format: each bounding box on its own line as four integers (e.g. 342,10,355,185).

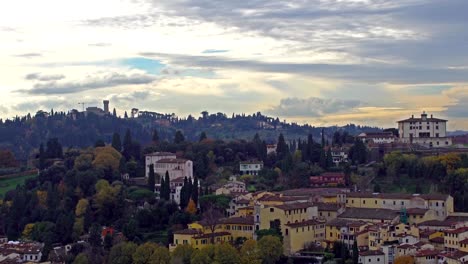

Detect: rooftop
156,158,189,164
444,227,468,235
285,219,326,228
338,208,399,221
346,192,449,201
397,113,447,123
219,216,254,225
273,202,315,211
145,152,176,157
359,250,384,256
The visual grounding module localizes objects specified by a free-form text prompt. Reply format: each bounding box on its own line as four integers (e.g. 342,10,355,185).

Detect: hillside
0,110,381,160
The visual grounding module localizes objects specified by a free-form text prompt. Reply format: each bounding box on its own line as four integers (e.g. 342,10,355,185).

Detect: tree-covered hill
0,109,381,160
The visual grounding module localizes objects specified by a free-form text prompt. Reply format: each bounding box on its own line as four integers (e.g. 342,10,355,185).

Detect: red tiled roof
444,227,468,234
174,229,201,235
274,202,315,211
407,208,429,215
429,237,444,243
285,219,325,228
219,216,254,225
359,250,384,256
194,232,231,239
145,152,176,156
416,249,440,257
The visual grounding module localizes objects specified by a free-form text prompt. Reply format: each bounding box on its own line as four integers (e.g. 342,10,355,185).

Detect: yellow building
188,216,254,241
444,227,468,252
256,202,318,235
283,219,326,255
345,193,453,221
237,206,254,217
407,208,437,225
317,203,344,222
414,249,440,264
325,218,369,249
171,229,232,251
218,216,254,240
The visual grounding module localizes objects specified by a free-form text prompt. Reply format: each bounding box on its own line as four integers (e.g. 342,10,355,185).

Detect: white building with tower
397,112,452,147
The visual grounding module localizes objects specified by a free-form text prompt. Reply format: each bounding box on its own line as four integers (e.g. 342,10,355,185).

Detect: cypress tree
152,130,159,144
111,132,122,151
160,177,166,200
326,147,334,168
39,143,46,170
192,176,199,206
276,133,289,160
164,171,170,200
352,240,359,264
174,130,185,144
148,164,155,192
123,129,132,159
199,131,207,142
112,108,117,116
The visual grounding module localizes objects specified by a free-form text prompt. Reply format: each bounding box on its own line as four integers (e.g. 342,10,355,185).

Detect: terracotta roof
445,227,468,235
446,250,468,260
346,192,449,201
407,208,429,215
285,219,326,228
156,158,189,164
338,208,399,221
397,244,416,249
274,202,315,211
219,216,254,225
319,172,345,178
429,237,444,243
281,188,348,197
398,117,447,123
327,218,367,228
418,220,456,227
316,203,341,211
460,239,468,245
236,199,250,204
174,229,201,235
258,195,303,202
194,232,231,239
145,152,176,156
416,249,440,257
359,250,384,256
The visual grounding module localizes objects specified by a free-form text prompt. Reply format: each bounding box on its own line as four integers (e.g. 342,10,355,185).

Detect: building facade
397,112,452,147
239,160,264,176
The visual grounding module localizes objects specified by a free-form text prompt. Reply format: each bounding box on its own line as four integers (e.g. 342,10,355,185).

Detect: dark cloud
17,72,157,95
25,73,65,81
267,97,365,117
140,52,468,84
14,53,42,58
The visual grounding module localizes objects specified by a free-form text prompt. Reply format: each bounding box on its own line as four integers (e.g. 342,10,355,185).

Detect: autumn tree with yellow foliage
394,256,415,264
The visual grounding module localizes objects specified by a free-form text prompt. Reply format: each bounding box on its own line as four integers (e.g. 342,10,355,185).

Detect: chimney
431,114,433,118
411,114,414,118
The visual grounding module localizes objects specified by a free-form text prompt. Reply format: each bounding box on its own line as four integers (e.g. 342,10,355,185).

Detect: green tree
109,242,137,264
174,130,185,144
240,240,261,264
214,243,240,264
123,129,132,159
276,133,289,160
149,246,171,264
133,242,158,264
152,130,159,144
112,132,122,151
326,147,334,168
191,245,215,264
148,164,155,192
172,244,194,264
352,240,359,264
258,235,282,264
199,131,207,142
39,143,46,170
73,253,88,264
88,223,102,248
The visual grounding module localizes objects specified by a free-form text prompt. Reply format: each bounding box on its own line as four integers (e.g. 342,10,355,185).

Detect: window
375,200,377,204
436,126,439,130
270,208,274,212
427,126,430,130
363,200,366,204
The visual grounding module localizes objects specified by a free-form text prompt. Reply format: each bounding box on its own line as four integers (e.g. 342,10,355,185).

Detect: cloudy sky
1,0,468,129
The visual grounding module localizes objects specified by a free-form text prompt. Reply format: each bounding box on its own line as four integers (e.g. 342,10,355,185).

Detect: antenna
78,102,86,112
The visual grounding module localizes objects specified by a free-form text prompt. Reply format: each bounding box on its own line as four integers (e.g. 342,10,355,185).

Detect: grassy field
0,174,36,199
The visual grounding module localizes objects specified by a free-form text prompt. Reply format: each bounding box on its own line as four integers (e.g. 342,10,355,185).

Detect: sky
1,0,468,129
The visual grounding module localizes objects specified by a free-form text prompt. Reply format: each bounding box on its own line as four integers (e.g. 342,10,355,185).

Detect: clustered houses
310,172,346,187
170,185,468,264
0,241,43,263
